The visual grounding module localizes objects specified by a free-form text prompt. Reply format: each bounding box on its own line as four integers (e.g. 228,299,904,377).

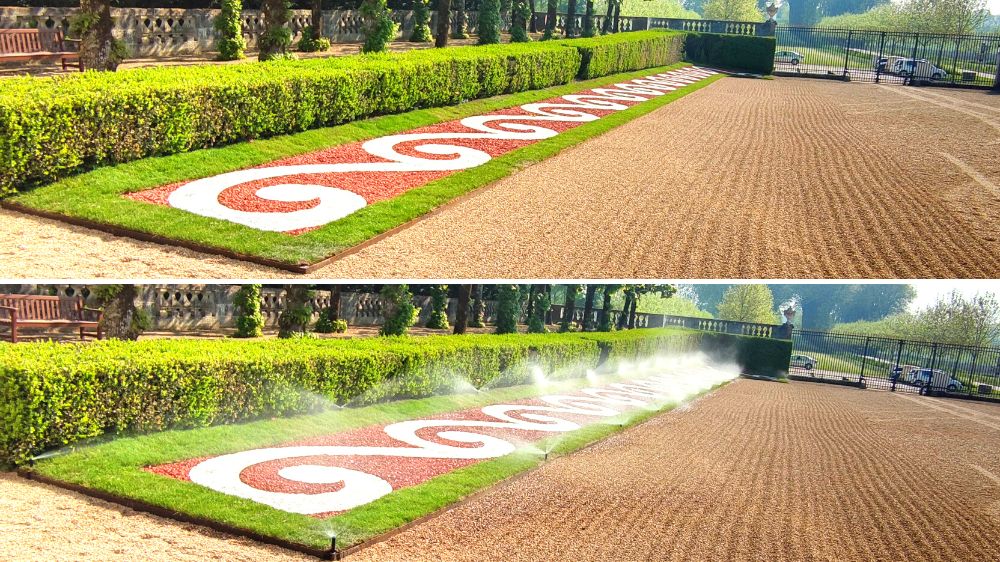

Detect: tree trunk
454,284,471,334
582,285,597,331
627,295,638,329
582,0,594,37
470,284,485,328
529,0,538,31
617,292,632,330
602,0,614,34
435,0,451,47
260,0,291,60
612,0,620,33
100,285,141,340
560,285,578,332
79,0,115,71
452,0,468,38
565,0,576,37
327,285,342,321
600,287,613,331
311,0,323,37
544,0,557,38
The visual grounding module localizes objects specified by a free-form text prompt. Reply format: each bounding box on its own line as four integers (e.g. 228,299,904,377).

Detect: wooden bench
0,294,103,343
0,29,82,71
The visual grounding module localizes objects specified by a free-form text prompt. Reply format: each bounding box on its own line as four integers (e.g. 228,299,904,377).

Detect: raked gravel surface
4,380,1000,560
3,77,1000,278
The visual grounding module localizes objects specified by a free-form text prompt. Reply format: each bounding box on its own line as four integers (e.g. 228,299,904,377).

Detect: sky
989,0,1000,15
907,280,1000,312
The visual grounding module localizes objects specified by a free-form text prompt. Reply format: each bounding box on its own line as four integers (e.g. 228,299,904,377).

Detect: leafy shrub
361,0,397,53
425,285,450,330
565,30,686,79
233,284,264,338
0,328,789,464
214,0,246,61
381,285,417,336
298,26,332,53
495,285,520,334
409,0,432,42
683,32,776,74
315,317,348,333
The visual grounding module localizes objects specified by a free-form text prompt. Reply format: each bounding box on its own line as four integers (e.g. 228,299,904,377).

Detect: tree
215,0,246,60
560,284,581,332
94,285,148,340
918,291,1000,347
259,0,293,60
479,0,502,44
298,0,331,52
702,0,763,21
470,284,485,328
278,285,313,338
435,0,451,47
361,0,397,53
495,285,520,334
380,285,416,336
410,0,433,42
582,0,597,37
528,285,551,333
73,0,126,71
582,285,598,331
566,0,578,36
542,0,558,39
426,285,450,330
511,0,532,42
233,284,264,338
454,284,472,334
717,285,778,324
789,0,822,25
602,0,616,33
452,0,469,39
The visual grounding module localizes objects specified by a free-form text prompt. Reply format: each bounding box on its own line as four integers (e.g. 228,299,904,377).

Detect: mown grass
30,373,725,551
11,64,723,266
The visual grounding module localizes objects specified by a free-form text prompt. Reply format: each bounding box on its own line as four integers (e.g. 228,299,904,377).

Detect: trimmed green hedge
684,32,776,75
700,332,792,377
564,30,686,79
0,43,581,198
0,328,788,464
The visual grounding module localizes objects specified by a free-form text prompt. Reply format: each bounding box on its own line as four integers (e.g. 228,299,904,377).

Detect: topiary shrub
298,26,331,52
278,286,314,338
381,285,416,336
409,0,432,42
528,289,550,333
494,285,520,334
233,284,264,338
683,32,776,74
510,0,531,42
426,285,450,330
361,0,397,53
478,0,501,44
259,0,293,61
214,0,246,60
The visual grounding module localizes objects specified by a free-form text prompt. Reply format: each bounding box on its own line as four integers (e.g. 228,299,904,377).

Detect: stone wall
0,6,499,56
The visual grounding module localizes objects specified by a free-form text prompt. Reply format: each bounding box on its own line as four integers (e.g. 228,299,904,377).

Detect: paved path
5,380,1000,561
3,77,1000,278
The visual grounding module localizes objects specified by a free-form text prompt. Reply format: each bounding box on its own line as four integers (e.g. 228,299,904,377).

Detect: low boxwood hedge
684,32,776,75
0,328,788,464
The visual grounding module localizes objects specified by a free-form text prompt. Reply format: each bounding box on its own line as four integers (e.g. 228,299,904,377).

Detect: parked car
775,50,805,65
907,368,964,391
894,59,948,80
790,354,817,370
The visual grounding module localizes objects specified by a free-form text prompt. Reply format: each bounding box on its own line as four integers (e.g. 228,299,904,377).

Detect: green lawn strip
30,374,726,551
11,64,720,266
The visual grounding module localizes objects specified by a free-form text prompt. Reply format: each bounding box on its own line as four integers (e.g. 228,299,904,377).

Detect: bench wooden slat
0,29,81,70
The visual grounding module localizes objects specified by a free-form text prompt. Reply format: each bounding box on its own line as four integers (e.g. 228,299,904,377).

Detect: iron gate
790,330,1000,399
775,26,1000,89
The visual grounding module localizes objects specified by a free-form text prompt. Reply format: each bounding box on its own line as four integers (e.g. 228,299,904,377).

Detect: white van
894,59,948,80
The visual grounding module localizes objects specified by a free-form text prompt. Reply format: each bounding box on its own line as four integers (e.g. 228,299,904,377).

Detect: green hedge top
684,32,776,75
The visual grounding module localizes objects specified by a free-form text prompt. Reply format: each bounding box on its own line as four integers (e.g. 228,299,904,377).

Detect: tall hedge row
0,328,789,464
684,32,776,75
564,30,686,79
0,30,776,197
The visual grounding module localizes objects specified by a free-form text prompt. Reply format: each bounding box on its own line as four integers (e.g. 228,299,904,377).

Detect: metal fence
775,26,1000,89
791,330,1000,400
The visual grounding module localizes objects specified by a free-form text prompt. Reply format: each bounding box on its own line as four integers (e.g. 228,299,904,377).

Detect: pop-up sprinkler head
329,536,338,560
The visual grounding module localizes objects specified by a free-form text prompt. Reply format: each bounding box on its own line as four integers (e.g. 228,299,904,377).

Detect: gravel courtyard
3,77,999,278
4,379,1000,561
